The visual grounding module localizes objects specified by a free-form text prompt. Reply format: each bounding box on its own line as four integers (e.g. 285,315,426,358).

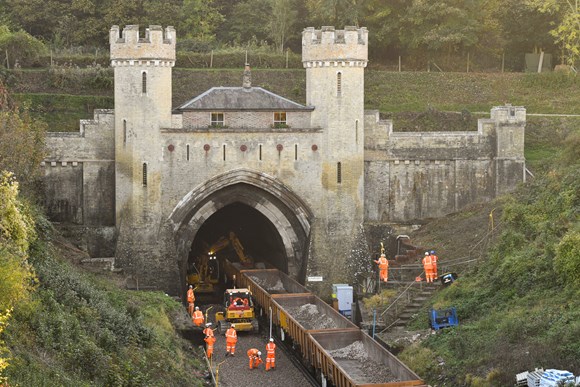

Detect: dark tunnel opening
186,202,287,293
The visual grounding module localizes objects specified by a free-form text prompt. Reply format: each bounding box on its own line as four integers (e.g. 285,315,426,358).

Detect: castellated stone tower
110,25,178,284
302,27,368,284
490,105,526,195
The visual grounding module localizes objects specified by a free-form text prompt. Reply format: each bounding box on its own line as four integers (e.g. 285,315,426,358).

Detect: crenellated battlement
110,25,176,65
302,26,368,66
491,104,526,125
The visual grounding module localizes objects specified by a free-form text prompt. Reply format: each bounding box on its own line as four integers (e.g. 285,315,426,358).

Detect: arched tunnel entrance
187,202,288,285
168,169,314,298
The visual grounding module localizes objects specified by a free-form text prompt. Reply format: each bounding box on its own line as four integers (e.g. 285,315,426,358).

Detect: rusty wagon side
309,330,426,387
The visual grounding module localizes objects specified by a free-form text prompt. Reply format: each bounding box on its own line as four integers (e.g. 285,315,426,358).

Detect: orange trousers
379,269,388,282
188,302,194,316
266,354,276,370
226,340,236,355
249,356,262,369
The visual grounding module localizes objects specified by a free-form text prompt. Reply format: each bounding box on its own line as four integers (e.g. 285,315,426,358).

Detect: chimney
242,63,251,89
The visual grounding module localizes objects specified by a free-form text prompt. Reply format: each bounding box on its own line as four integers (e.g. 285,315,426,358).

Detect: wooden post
501,51,505,73
286,49,289,69
398,56,401,72
50,49,53,67
210,50,213,68
467,52,470,73
245,50,248,64
537,51,544,73
5,50,9,69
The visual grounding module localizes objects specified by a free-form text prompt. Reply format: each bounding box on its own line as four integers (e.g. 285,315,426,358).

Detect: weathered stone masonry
41,25,525,295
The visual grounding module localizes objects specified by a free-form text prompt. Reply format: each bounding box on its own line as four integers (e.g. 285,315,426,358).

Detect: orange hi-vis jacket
193,310,204,326
266,342,276,357
226,327,237,343
376,256,389,269
431,254,438,268
203,327,214,337
187,288,195,304
422,255,434,270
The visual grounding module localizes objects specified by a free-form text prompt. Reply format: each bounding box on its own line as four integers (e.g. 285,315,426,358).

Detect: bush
0,26,47,68
554,231,580,288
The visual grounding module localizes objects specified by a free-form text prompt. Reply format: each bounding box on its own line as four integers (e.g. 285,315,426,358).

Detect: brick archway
167,168,314,286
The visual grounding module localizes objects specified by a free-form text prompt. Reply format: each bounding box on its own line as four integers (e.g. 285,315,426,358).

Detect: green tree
400,0,481,54
177,0,223,41
0,81,46,195
528,0,580,66
0,25,47,67
268,0,298,52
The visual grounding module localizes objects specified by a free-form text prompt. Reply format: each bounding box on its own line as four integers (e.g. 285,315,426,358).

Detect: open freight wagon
309,330,425,387
237,269,311,314
270,293,360,362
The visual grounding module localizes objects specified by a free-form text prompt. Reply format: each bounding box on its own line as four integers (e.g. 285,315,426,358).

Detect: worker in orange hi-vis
374,253,389,282
187,285,195,316
204,334,216,360
265,338,276,371
247,348,263,369
430,250,439,282
203,323,214,337
422,252,434,283
225,324,238,357
192,306,204,327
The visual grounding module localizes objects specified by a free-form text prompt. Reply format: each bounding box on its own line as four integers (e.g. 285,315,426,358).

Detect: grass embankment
3,225,206,386
9,69,580,132
398,126,580,386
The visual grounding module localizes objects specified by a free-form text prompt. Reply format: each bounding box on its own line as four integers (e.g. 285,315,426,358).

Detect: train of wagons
225,265,426,387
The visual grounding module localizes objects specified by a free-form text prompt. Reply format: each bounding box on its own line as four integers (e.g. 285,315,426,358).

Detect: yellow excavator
186,232,252,293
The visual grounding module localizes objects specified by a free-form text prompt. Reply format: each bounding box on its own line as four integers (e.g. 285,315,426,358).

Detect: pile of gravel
249,276,287,293
286,303,337,329
328,340,399,384
327,340,367,360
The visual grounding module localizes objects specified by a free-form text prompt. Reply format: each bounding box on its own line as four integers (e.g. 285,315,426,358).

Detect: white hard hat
231,324,235,327
269,338,274,342
195,306,199,310
380,253,385,257
257,351,261,356
425,252,429,255
189,285,193,288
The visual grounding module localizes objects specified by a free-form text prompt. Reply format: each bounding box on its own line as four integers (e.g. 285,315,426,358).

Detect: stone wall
43,109,117,257
364,106,525,223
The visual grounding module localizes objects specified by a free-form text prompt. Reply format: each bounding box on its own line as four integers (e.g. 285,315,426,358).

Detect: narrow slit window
142,163,147,186
337,162,342,184
294,144,298,160
123,119,127,146
355,120,359,144
223,144,226,161
259,144,262,161
337,72,342,96
142,72,147,94
186,144,190,161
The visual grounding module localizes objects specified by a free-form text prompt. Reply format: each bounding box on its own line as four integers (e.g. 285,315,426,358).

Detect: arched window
337,72,342,96
355,120,359,144
142,71,147,94
142,163,147,186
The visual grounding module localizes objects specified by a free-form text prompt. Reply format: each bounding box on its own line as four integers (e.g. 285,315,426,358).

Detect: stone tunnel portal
168,169,314,297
